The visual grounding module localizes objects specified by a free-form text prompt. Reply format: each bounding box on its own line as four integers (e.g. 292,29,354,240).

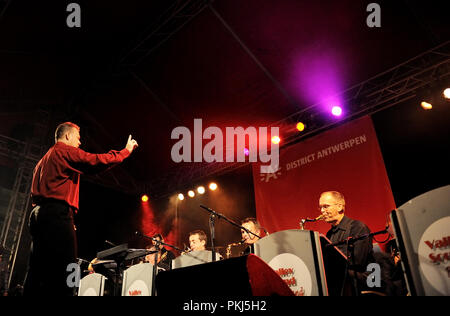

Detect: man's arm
64,135,138,172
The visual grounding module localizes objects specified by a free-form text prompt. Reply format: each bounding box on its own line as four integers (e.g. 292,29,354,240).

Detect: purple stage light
331,106,343,117
291,50,346,119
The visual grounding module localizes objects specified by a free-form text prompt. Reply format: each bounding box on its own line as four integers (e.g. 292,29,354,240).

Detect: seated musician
185,230,223,260
188,230,207,252
143,234,175,271
319,191,375,294
240,217,262,255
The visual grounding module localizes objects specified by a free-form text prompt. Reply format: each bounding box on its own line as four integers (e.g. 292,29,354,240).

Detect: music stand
122,263,154,296
78,273,106,296
319,235,352,296
172,250,222,269
253,229,328,296
95,243,153,296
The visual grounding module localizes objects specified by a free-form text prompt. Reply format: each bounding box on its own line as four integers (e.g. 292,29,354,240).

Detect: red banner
252,116,396,235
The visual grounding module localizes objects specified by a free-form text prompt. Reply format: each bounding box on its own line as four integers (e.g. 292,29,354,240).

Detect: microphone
200,205,213,212
229,239,246,246
105,240,116,247
183,243,192,252
305,214,324,222
181,243,193,255
299,214,325,228
76,258,91,264
314,214,325,221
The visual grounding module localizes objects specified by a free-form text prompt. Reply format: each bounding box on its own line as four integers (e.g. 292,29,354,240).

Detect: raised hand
125,135,139,153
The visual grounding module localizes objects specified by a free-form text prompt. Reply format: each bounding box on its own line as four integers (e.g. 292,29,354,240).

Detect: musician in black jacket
143,234,175,271
320,191,375,294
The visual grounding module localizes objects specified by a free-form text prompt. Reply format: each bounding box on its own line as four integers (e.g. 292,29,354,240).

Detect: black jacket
326,215,374,271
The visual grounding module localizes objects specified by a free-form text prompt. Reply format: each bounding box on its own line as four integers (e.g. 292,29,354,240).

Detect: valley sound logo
418,216,450,295
125,280,150,296
269,253,313,296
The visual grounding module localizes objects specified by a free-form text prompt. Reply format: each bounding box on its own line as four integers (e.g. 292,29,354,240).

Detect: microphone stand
299,215,324,230
75,258,90,296
135,231,184,253
326,228,389,248
299,218,317,230
199,205,262,262
209,212,217,263
326,228,389,296
135,231,184,296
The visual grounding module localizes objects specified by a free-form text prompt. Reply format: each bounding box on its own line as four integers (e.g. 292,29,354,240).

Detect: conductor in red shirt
24,122,138,296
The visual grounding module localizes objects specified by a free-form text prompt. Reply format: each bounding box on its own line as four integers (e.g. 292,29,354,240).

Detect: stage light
331,106,343,117
421,101,433,110
188,190,195,198
178,193,184,201
141,195,149,202
296,122,305,132
271,136,281,144
209,182,218,191
443,88,450,99
197,186,205,194
244,148,249,156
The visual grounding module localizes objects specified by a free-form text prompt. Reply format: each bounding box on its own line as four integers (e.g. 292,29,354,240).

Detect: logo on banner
268,253,312,296
259,134,369,183
260,167,282,183
126,280,150,296
418,216,450,295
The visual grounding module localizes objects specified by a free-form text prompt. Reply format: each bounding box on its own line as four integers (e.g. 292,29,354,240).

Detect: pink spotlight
244,148,249,156
331,106,343,117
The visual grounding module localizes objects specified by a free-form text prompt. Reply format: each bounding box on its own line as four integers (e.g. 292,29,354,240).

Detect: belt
33,197,77,212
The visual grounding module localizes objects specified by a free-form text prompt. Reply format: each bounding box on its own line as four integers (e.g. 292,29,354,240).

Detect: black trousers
24,200,77,296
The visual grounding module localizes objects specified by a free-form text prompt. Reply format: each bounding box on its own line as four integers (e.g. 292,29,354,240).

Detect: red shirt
31,142,131,210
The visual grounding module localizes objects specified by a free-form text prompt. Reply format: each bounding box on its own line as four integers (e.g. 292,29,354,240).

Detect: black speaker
155,254,294,296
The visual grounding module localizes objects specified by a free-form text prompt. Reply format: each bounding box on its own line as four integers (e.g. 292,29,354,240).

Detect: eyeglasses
318,203,342,211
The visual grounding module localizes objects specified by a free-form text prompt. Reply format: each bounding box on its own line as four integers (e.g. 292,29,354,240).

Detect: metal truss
274,40,450,148
0,0,11,22
74,111,141,195
140,160,246,199
83,167,140,196
119,0,211,67
0,107,52,288
0,147,39,265
117,0,449,199
141,41,450,199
